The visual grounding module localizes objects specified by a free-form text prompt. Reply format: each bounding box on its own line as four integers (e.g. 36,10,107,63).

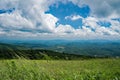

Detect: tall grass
0,59,120,80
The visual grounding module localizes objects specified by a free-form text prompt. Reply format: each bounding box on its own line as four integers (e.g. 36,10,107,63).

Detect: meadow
0,59,120,80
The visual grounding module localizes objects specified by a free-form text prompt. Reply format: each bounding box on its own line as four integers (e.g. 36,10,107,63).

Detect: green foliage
0,59,120,80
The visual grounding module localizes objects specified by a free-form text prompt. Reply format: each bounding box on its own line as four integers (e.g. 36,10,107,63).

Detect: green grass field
0,59,120,80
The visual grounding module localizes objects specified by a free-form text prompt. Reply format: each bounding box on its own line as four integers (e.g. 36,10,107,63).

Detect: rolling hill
1,40,119,57
0,43,93,59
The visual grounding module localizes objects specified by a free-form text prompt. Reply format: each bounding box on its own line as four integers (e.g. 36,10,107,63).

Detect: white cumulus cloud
70,0,120,18
0,0,120,40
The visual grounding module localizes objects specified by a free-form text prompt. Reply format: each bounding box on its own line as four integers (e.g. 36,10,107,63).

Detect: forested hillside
0,43,93,60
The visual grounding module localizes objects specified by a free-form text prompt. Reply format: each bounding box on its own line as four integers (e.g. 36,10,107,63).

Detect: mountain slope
8,40,120,57
0,43,93,60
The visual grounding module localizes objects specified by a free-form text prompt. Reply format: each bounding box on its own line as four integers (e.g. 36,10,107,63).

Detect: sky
0,0,120,40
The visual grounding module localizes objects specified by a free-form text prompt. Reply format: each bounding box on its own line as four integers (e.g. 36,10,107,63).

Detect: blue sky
0,8,15,14
0,0,120,40
46,2,90,29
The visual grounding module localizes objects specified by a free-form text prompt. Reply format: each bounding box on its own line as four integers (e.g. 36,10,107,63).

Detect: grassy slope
0,59,120,80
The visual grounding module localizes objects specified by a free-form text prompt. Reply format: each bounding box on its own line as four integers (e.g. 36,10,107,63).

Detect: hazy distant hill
50,41,120,57
0,43,93,59
0,40,120,57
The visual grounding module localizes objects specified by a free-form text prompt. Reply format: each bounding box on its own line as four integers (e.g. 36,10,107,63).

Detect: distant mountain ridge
0,40,120,58
0,43,94,59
